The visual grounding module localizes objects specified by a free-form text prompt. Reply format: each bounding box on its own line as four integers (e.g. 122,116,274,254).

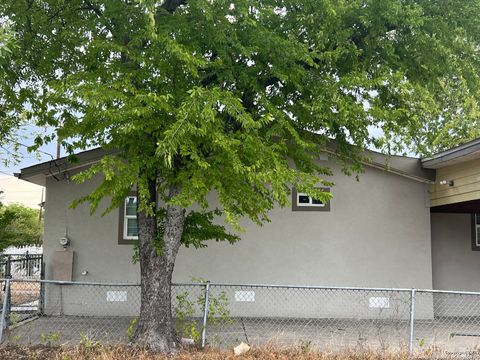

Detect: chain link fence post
408,288,416,354
201,281,210,348
5,258,12,325
0,279,11,343
5,256,11,281
39,264,46,315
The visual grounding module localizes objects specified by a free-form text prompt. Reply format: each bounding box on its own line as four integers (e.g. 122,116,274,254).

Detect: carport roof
422,138,480,169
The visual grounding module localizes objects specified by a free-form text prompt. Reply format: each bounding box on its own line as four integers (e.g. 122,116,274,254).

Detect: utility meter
59,236,70,248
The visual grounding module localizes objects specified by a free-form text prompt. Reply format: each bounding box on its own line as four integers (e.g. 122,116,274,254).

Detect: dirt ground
8,315,480,355
0,282,40,306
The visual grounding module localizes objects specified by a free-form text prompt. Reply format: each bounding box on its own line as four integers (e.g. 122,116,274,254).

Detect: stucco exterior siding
429,158,480,207
42,161,433,317
431,213,480,292
174,163,432,289
43,173,139,284
430,213,480,317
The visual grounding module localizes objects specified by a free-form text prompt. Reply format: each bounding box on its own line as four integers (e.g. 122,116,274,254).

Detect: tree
0,20,22,165
0,200,43,251
1,0,480,351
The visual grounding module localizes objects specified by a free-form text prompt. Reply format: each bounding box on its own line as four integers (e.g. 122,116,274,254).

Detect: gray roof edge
19,145,435,185
322,140,435,183
322,147,435,183
369,155,435,183
18,148,117,182
421,138,480,169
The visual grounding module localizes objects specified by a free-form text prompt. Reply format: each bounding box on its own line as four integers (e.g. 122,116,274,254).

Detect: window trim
118,192,138,245
292,188,331,212
471,214,480,251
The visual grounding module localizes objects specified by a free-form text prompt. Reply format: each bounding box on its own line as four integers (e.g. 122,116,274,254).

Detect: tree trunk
132,180,185,352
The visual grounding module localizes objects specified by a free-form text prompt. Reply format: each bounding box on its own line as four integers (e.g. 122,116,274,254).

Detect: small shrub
79,332,101,350
173,279,232,345
127,317,139,341
174,291,201,342
8,312,19,327
39,332,61,346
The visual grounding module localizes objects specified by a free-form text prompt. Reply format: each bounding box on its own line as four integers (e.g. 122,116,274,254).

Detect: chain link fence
1,279,480,355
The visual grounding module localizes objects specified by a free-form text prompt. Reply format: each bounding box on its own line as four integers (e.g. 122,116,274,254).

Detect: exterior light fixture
439,180,454,187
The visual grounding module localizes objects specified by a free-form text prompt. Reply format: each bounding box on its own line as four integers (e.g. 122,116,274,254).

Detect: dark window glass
473,213,480,250
125,197,137,216
298,195,310,204
127,218,138,237
312,198,323,205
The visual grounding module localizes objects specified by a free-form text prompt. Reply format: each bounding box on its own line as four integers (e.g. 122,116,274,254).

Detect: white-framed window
124,196,138,240
292,188,330,212
473,214,480,250
296,193,325,207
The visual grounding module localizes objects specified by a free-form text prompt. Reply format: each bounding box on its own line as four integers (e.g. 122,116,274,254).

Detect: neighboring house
15,139,480,317
0,173,44,209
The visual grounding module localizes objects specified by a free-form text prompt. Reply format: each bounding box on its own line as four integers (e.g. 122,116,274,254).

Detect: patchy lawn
0,345,454,360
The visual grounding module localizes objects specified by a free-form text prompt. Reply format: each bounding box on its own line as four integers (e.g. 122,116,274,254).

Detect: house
15,139,480,317
0,173,44,209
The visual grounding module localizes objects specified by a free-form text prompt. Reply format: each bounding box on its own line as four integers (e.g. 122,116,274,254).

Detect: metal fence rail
1,279,480,355
0,253,43,280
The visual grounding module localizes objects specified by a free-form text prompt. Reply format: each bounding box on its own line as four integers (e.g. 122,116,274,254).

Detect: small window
292,188,330,212
124,196,138,239
472,214,480,250
296,193,325,207
119,194,138,244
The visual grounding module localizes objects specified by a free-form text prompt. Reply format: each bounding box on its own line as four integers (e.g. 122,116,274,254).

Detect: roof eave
18,148,117,186
421,138,480,169
19,144,435,187
322,147,435,184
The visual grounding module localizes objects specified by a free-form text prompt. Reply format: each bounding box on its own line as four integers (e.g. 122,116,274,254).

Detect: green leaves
2,0,480,243
0,22,16,58
0,203,42,251
0,21,22,165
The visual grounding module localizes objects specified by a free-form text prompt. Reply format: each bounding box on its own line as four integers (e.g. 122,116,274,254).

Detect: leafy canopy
0,199,43,251
1,0,480,243
0,20,22,165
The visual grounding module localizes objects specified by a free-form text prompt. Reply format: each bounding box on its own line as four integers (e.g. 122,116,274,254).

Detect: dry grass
0,345,452,360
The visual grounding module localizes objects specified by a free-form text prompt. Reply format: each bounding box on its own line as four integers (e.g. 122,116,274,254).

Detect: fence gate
0,253,44,323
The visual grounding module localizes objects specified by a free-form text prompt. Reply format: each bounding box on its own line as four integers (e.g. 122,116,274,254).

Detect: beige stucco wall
42,160,433,317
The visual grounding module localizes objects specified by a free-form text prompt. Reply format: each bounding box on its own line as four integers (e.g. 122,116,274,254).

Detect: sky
0,125,59,176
